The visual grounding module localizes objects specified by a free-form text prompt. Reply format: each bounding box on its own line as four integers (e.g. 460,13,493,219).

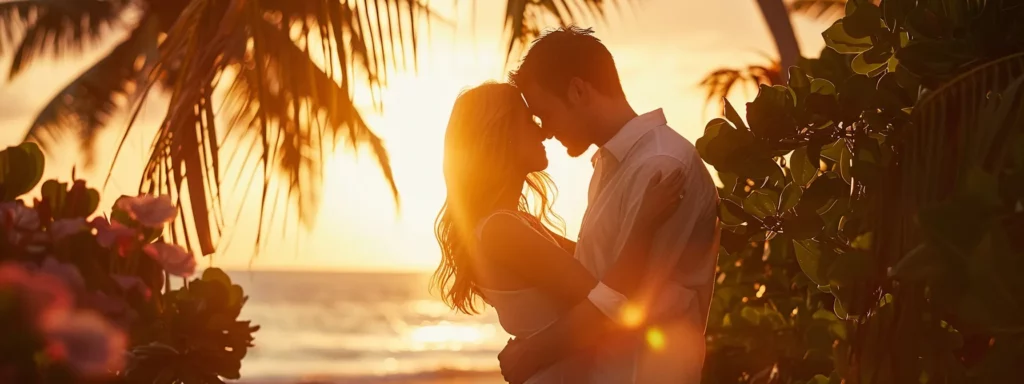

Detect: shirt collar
591,109,667,167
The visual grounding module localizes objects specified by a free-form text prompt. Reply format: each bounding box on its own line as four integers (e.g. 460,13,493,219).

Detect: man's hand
498,337,539,384
497,303,616,383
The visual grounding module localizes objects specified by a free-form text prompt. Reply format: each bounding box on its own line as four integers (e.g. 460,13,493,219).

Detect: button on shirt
575,109,721,383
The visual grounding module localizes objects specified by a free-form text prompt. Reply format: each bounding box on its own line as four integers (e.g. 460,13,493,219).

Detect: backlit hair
432,82,563,314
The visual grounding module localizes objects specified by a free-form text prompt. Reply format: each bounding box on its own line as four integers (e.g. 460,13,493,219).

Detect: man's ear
566,77,587,106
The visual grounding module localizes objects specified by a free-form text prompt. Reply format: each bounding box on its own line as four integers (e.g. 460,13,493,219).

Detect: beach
242,370,504,384
222,270,511,384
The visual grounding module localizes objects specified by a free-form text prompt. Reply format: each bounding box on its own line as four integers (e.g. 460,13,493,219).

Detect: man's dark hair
508,26,625,100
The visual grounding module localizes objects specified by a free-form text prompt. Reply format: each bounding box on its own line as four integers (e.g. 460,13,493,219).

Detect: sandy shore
241,371,505,384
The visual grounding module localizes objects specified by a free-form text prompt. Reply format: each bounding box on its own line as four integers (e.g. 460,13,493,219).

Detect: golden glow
645,327,666,351
0,0,836,272
408,321,497,351
620,303,646,328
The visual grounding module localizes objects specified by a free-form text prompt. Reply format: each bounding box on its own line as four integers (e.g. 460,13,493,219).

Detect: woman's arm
478,169,683,308
547,232,576,254
477,213,594,307
496,162,689,384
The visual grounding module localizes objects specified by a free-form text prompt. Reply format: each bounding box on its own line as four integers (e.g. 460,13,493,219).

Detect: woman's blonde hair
432,82,562,314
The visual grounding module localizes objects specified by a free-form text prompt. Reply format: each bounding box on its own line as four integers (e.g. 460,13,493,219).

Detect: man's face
520,81,592,158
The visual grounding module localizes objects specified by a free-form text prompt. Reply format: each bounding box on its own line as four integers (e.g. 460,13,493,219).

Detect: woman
433,82,683,383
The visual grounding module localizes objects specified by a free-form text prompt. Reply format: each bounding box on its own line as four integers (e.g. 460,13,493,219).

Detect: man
499,27,721,383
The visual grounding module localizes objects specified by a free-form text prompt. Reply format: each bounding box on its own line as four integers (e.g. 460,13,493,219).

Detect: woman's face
509,100,549,174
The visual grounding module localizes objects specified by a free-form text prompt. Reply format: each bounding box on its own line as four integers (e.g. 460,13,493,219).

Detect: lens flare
645,327,666,351
620,303,645,328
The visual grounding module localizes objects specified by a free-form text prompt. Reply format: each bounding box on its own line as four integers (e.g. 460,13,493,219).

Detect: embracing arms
477,168,684,307
497,156,706,384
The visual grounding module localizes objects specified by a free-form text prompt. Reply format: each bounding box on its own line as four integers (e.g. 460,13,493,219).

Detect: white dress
475,210,583,384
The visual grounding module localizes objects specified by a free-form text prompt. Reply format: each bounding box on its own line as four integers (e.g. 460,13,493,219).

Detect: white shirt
577,109,720,383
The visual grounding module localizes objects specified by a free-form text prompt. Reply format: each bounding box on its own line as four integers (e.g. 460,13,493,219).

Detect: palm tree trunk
756,0,801,79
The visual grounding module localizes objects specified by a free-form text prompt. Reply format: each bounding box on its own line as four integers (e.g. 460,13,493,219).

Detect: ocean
222,270,510,383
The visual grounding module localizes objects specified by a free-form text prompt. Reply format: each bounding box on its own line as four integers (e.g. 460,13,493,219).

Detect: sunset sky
0,0,832,272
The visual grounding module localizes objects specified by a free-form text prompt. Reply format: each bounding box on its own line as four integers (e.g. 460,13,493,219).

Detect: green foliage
0,142,257,383
40,180,101,220
700,1,1024,382
703,234,850,384
124,269,259,383
0,142,45,200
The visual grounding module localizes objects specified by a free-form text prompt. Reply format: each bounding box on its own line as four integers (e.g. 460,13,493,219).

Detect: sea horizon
209,269,509,384
218,265,436,275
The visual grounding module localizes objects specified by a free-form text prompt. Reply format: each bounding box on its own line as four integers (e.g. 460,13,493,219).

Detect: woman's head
443,83,549,175
433,82,562,314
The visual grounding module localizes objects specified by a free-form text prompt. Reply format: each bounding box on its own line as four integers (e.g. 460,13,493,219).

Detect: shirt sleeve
586,281,630,321
598,155,707,324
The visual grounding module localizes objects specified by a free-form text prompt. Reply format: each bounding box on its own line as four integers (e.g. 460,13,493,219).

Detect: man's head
509,27,627,157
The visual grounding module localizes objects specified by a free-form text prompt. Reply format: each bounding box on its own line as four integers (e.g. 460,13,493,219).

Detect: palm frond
699,60,782,111
263,0,433,111
133,0,224,255
866,52,1024,382
0,0,134,78
907,52,1024,204
787,0,848,19
23,14,160,166
132,0,427,255
787,0,884,20
0,1,33,43
17,0,635,259
501,0,631,66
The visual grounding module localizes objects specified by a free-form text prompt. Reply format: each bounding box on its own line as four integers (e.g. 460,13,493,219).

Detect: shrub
699,1,1024,382
0,142,258,383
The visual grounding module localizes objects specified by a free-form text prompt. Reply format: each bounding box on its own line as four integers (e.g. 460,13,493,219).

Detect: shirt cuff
587,282,632,325
650,283,697,319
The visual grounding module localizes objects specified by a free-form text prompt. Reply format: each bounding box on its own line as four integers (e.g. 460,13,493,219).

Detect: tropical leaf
262,0,435,111
699,61,782,110
788,1,883,21
24,13,160,166
501,0,628,66
0,0,134,77
6,0,635,258
125,0,431,255
788,0,849,20
908,52,1024,206
852,51,1024,383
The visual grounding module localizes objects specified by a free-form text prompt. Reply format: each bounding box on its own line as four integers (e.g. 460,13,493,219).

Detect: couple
433,27,720,383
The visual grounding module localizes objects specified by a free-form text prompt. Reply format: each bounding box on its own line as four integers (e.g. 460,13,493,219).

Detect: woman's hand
636,169,685,231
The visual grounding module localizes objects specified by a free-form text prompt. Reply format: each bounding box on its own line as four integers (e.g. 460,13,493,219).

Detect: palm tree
0,0,625,256
699,0,853,108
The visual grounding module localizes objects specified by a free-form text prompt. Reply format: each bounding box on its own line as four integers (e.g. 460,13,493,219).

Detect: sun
309,60,504,271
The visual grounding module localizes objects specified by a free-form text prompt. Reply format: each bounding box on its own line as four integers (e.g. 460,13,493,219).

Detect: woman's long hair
432,82,563,315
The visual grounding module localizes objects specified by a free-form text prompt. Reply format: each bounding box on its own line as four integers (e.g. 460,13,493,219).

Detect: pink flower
0,201,40,231
0,263,128,378
0,201,41,246
36,257,86,293
45,311,127,377
115,194,176,229
142,243,196,277
111,275,152,301
50,218,89,241
90,217,140,256
80,291,139,330
0,263,73,331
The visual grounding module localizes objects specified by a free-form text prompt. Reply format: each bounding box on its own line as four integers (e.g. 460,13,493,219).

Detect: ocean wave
248,345,500,361
241,368,502,384
222,270,508,383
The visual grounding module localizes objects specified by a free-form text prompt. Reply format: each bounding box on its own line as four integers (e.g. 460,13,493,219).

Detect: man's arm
498,156,704,384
